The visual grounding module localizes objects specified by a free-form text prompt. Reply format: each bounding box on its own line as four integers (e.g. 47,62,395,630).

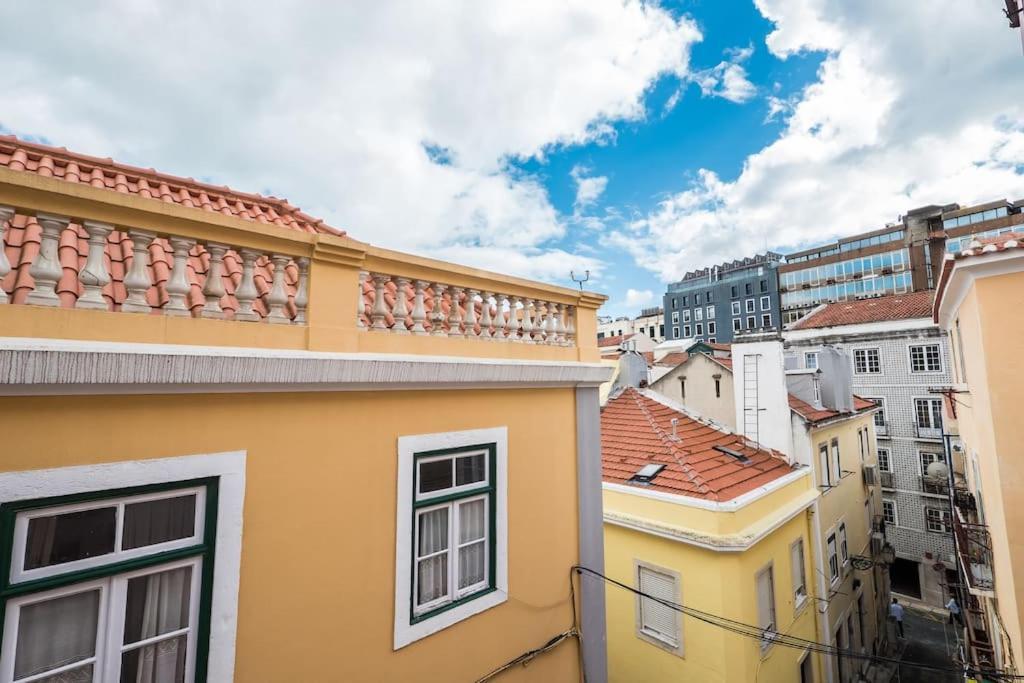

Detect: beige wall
650,355,736,430
0,388,582,682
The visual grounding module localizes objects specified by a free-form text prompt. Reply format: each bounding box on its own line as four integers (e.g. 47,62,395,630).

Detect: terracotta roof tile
599,333,633,348
790,290,934,330
788,394,878,424
654,352,689,368
601,388,796,501
934,232,1024,321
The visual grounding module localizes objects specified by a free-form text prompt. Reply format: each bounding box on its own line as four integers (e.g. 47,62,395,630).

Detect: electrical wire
573,565,1024,680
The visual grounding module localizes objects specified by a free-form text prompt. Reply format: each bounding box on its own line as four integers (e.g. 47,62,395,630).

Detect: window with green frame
411,444,496,624
0,478,218,683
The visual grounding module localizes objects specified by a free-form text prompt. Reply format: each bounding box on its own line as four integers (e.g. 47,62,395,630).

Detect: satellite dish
926,461,949,481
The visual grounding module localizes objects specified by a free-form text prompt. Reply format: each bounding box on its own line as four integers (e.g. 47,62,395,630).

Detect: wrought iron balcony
954,514,994,594
920,475,949,496
954,488,978,514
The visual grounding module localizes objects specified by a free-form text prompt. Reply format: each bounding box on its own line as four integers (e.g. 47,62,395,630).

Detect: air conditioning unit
862,466,877,486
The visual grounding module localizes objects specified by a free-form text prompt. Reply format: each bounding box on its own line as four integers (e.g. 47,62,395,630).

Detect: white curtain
14,589,98,680
126,566,191,683
458,500,485,589
417,508,449,605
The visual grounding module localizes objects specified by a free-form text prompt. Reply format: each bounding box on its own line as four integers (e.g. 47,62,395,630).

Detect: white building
597,307,664,343
784,291,957,607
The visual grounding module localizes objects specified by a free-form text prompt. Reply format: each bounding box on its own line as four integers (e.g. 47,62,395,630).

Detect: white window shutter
638,566,678,645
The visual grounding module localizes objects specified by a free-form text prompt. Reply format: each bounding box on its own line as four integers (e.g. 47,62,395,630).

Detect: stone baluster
537,301,551,344
164,238,195,317
520,298,535,344
122,230,156,314
26,214,69,307
234,249,261,322
76,221,113,310
266,254,292,324
565,305,576,346
464,289,479,338
430,283,448,336
293,257,310,325
507,296,521,342
553,302,567,346
369,273,390,331
200,243,228,319
411,280,429,335
391,277,411,334
356,271,368,328
447,286,465,338
495,294,509,341
479,292,493,340
0,206,13,304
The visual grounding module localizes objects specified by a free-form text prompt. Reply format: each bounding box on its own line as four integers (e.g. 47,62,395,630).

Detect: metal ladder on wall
742,353,763,449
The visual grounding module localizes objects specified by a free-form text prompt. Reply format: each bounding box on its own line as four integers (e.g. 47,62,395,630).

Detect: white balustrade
123,230,156,314
411,280,428,335
294,258,310,324
430,283,448,336
165,237,195,317
26,214,68,307
200,243,228,319
265,254,290,324
76,221,113,310
392,277,410,334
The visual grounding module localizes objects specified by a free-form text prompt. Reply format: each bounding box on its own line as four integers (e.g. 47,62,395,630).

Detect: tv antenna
1006,0,1024,53
570,270,590,291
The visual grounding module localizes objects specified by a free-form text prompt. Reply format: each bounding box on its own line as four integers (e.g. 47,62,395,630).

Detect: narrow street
894,606,962,683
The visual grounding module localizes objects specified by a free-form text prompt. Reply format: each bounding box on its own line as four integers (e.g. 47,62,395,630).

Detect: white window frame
790,539,807,609
671,311,679,324
708,321,716,335
914,397,944,437
672,326,679,339
746,316,755,330
634,560,683,656
732,318,741,332
804,352,818,370
760,296,771,311
682,310,691,323
818,443,831,488
877,448,891,472
745,299,755,313
831,438,842,484
0,451,244,683
838,521,849,568
756,563,777,651
826,533,839,585
695,323,703,337
908,343,943,374
882,499,898,527
731,301,741,316
706,306,715,320
925,507,952,534
853,348,881,374
694,308,703,322
395,427,508,649
761,313,772,328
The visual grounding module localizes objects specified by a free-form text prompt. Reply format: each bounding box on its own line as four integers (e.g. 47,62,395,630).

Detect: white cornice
936,249,1024,328
0,337,614,395
602,467,811,512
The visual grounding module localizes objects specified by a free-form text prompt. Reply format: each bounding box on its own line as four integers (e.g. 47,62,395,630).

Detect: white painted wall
731,337,795,459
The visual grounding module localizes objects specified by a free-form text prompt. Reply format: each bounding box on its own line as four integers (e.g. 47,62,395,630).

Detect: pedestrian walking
889,598,905,638
947,597,964,627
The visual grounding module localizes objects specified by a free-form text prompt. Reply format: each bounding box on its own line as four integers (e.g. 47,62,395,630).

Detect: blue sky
2,1,1022,320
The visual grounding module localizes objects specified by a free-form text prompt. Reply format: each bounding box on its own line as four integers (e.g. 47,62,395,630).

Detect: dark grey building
662,253,783,344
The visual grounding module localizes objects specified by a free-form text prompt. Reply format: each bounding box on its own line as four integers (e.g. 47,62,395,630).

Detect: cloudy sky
2,1,1022,316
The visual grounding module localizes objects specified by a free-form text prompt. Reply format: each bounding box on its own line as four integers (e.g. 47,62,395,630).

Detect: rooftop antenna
570,270,590,291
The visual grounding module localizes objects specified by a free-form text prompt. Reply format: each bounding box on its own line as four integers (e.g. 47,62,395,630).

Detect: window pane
15,589,100,679
418,508,449,557
25,507,116,570
120,634,187,683
123,566,193,645
459,499,486,544
122,495,196,550
31,664,94,683
418,459,453,494
458,541,486,589
455,454,486,487
417,555,448,605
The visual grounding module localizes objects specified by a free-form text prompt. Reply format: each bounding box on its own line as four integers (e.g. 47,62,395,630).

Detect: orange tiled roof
602,388,796,501
790,291,934,330
599,333,633,348
654,351,689,368
934,232,1024,322
788,394,877,424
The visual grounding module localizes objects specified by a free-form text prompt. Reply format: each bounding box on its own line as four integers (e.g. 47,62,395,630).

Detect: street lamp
851,542,896,570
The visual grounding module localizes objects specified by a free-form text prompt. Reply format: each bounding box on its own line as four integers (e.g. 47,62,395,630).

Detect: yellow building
934,231,1024,675
0,137,613,682
602,387,823,682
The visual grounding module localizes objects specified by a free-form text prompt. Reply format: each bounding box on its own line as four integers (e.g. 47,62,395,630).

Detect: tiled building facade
784,292,957,607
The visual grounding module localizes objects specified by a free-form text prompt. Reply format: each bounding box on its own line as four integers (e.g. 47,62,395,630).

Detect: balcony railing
916,424,943,440
954,488,978,514
875,420,889,437
954,514,994,594
880,471,895,489
920,475,949,496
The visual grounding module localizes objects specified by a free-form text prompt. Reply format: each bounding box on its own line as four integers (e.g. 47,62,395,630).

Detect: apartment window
671,311,679,324
745,299,755,313
397,428,507,647
672,326,679,339
671,297,677,308
733,318,742,332
756,565,777,649
695,292,702,305
955,318,968,382
731,301,741,316
695,323,704,337
853,348,881,374
919,451,942,476
706,291,714,303
708,337,716,343
761,313,772,328
877,448,891,472
648,327,655,338
745,282,753,296
909,344,942,373
813,378,821,404
0,481,215,683
831,438,841,483
926,508,952,534
760,296,771,311
683,325,692,338
681,295,688,307
826,533,839,584
636,563,682,654
914,398,943,436
682,310,691,323
708,321,716,335
731,285,738,298
882,499,897,526
790,539,807,606
818,444,831,487
679,377,686,399
870,398,886,429
838,522,848,567
660,324,665,338
804,352,818,370
746,316,755,330
694,308,703,322
706,305,715,319
714,378,721,398
858,428,866,461
760,279,768,293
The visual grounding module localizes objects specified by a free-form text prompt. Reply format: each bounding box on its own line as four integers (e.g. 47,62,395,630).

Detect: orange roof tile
601,388,796,501
790,291,934,330
599,333,633,348
788,394,878,424
934,232,1024,322
654,351,689,368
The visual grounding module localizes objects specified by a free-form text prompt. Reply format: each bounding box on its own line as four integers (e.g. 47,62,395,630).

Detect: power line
573,565,1024,680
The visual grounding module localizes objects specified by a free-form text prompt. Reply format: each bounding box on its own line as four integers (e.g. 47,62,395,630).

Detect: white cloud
619,1,1024,282
624,288,655,308
570,164,609,210
0,0,701,284
691,46,757,103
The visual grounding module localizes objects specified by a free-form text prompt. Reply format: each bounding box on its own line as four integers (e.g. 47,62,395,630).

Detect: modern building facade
0,137,613,682
779,198,1024,325
663,253,782,344
934,230,1024,675
784,291,957,608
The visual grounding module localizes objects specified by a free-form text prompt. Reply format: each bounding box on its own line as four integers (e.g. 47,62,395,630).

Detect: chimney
731,331,795,459
816,346,854,413
612,350,650,392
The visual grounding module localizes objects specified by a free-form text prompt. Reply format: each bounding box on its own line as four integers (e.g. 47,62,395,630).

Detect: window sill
637,628,685,658
396,587,507,649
